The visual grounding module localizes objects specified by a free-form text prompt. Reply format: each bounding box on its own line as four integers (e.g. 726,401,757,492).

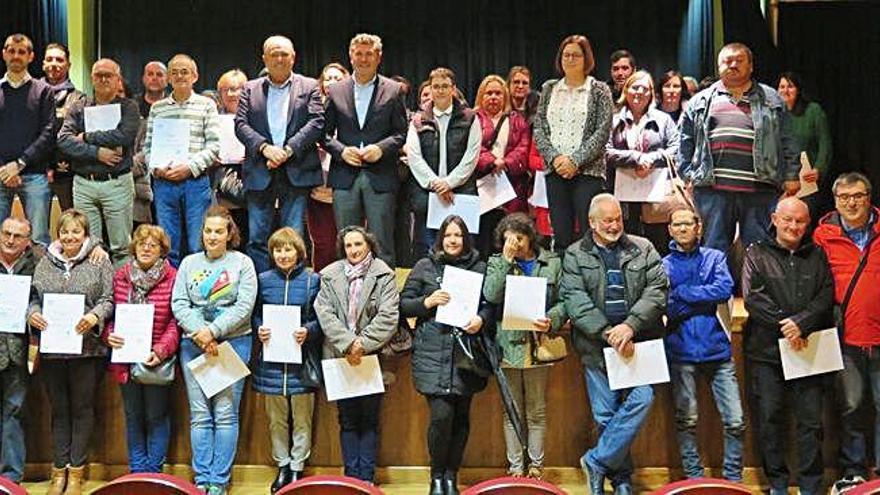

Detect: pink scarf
344,253,373,333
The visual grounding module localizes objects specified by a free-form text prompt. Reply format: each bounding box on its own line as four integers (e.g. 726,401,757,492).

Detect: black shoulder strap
839,234,875,333
486,113,509,149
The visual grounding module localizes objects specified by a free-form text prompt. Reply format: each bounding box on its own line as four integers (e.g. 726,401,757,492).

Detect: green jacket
483,248,566,368
560,232,668,369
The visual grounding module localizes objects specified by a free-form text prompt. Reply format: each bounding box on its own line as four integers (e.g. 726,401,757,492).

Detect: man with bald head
742,196,833,495
137,61,167,118
58,58,139,265
235,35,324,273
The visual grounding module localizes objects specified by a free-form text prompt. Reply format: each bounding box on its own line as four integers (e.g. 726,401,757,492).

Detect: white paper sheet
40,293,85,354
110,304,154,363
779,328,844,380
426,193,480,233
185,341,251,398
529,170,549,208
797,151,819,198
613,168,669,203
477,171,517,214
84,103,121,133
502,275,547,331
262,304,302,364
148,118,191,169
435,266,484,328
716,297,735,342
217,114,245,164
0,275,31,334
604,339,670,390
322,355,385,401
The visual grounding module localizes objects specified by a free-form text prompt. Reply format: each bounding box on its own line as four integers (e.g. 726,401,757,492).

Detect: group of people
0,24,866,495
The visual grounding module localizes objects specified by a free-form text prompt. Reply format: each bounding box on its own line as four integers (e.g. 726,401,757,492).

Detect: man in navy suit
235,35,324,273
323,33,408,266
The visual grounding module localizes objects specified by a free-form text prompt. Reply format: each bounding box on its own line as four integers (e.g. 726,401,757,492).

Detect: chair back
650,478,753,495
461,476,567,495
89,473,203,495
276,474,385,495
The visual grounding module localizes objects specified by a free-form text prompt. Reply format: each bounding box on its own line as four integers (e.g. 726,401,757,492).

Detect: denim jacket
678,81,799,188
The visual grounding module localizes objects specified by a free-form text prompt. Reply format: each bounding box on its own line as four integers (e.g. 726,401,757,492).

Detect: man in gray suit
323,33,408,266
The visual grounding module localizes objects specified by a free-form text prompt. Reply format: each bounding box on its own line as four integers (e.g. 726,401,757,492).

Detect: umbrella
474,331,529,455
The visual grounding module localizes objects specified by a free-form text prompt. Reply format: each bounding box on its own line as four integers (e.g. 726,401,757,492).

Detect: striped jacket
143,92,220,177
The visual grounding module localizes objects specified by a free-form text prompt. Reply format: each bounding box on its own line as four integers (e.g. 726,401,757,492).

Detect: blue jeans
670,360,744,481
153,176,213,266
337,393,383,483
693,187,777,253
837,344,880,478
582,366,654,487
246,180,308,274
180,335,252,487
120,381,171,473
0,364,26,482
0,173,51,245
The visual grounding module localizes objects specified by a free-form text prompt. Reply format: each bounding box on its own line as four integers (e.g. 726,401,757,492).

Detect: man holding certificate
144,53,220,266
560,194,667,495
57,58,140,266
742,197,833,495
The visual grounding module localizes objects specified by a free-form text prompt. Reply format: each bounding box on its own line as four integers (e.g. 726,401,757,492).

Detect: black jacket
742,238,833,364
1,245,41,370
400,249,494,396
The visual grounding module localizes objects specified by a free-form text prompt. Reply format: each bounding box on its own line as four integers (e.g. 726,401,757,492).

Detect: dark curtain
778,1,880,193
677,0,714,80
0,0,67,76
100,0,687,107
721,0,780,83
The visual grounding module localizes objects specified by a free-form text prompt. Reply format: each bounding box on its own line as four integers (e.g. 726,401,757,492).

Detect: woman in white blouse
534,34,614,251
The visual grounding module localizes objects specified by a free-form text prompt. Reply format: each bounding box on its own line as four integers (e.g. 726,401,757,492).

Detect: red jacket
476,109,531,214
102,260,180,384
813,208,880,347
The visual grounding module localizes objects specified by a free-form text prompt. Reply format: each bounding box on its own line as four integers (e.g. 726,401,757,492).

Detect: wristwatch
15,159,26,172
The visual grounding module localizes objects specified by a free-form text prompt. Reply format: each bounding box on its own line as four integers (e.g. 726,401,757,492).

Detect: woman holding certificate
171,205,257,495
103,224,179,474
482,212,566,480
27,209,114,495
401,214,493,495
252,227,321,493
314,225,399,485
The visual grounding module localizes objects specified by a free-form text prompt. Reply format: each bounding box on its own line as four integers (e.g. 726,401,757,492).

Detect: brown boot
64,465,85,495
46,466,66,495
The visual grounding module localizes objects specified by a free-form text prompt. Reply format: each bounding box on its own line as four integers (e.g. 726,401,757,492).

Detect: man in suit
235,35,325,273
323,33,408,266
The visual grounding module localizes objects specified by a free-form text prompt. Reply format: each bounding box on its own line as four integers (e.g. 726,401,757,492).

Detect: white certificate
797,151,819,199
40,293,85,354
502,275,547,331
779,328,844,380
148,118,191,169
716,296,735,342
321,355,385,401
426,193,480,234
84,103,121,132
529,170,549,208
218,114,245,164
477,171,517,214
110,304,154,364
262,304,302,364
185,341,251,399
613,168,669,203
435,266,484,328
604,339,670,391
0,275,31,334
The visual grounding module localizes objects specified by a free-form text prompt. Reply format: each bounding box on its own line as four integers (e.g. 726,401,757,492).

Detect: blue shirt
843,211,876,252
266,75,292,147
353,75,377,134
516,258,537,276
596,243,627,325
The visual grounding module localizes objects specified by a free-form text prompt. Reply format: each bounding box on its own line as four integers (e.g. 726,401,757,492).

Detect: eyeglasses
0,230,29,242
431,83,452,92
670,221,697,228
835,192,869,204
561,52,584,60
92,72,117,80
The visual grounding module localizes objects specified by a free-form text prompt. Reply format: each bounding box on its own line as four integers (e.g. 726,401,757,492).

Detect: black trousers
42,358,104,468
545,173,604,252
337,393,382,482
426,394,473,479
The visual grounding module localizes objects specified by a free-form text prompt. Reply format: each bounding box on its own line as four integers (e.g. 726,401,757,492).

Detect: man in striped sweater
143,53,219,266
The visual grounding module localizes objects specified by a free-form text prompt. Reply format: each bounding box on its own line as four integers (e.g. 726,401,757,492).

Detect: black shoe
290,470,304,482
429,478,445,495
443,478,459,495
270,465,291,494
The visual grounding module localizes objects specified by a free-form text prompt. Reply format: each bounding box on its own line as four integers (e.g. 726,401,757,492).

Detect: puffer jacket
0,245,40,370
663,242,734,363
251,263,322,396
483,248,566,368
401,249,494,396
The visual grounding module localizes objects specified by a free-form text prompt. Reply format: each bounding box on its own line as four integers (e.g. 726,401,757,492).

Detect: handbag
531,332,568,364
130,354,177,386
380,317,414,358
298,273,324,388
453,329,493,378
641,152,694,224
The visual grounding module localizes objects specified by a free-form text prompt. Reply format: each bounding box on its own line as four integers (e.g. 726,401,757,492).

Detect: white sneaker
831,475,867,495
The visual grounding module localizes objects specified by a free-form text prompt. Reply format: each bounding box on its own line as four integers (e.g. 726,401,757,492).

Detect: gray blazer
314,257,399,359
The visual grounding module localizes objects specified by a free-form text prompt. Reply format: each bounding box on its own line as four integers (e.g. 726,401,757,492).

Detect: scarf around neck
128,259,166,304
343,252,374,332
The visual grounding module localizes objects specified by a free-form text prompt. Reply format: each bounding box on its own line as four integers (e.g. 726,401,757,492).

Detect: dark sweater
57,96,140,177
0,78,56,173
